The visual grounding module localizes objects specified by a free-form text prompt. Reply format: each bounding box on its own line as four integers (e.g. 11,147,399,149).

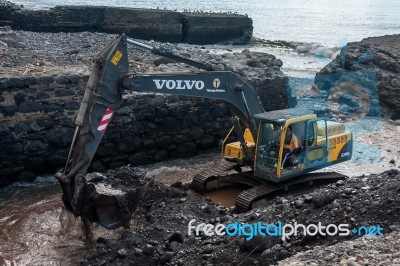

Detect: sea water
10,0,400,46
8,0,400,76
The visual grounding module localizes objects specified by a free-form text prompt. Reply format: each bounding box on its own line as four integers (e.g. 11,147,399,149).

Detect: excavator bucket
94,195,124,229
91,178,153,229
56,167,153,230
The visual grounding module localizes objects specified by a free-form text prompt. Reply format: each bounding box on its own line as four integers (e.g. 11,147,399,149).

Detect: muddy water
201,186,246,208
135,152,222,185
0,184,84,265
0,178,120,265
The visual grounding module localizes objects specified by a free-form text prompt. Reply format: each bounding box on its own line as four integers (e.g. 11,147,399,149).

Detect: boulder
314,34,400,119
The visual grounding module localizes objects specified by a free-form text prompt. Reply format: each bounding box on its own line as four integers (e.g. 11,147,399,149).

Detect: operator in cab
282,125,299,167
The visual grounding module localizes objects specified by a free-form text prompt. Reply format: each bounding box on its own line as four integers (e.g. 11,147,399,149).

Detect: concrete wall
0,5,253,44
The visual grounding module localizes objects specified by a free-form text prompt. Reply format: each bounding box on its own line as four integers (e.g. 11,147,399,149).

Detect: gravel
80,168,400,265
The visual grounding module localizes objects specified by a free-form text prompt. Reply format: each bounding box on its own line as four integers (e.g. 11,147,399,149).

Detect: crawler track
191,161,346,212
191,160,237,193
235,172,346,212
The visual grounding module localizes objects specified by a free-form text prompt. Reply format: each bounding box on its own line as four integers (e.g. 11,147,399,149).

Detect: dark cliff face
0,4,253,45
314,34,400,120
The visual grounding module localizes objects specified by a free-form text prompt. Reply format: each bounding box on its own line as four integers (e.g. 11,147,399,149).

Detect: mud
201,186,247,208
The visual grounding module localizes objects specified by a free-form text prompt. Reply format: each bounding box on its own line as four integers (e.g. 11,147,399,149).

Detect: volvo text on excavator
55,35,352,230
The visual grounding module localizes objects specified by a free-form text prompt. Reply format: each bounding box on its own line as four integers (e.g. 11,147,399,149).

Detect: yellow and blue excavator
55,35,352,229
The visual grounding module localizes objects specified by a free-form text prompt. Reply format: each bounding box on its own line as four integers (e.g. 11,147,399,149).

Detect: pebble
343,188,354,195
336,180,345,186
160,251,174,264
389,225,400,231
347,261,361,266
391,78,400,87
168,241,179,252
143,244,154,255
294,199,305,208
134,248,142,257
169,232,184,243
202,254,212,260
304,195,313,203
203,244,213,254
117,249,127,258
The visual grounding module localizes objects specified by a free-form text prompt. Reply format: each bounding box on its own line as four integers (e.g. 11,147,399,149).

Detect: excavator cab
251,109,352,183
254,118,308,181
222,108,353,184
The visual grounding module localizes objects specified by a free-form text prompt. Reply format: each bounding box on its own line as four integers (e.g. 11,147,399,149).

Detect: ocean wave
251,37,341,59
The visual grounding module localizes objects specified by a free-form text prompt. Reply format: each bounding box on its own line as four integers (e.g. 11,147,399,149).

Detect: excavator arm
55,35,266,229
123,72,264,135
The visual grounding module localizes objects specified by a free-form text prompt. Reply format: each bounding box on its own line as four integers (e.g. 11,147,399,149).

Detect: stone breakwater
0,3,252,45
0,31,290,185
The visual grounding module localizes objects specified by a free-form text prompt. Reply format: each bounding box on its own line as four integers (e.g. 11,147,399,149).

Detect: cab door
304,119,328,169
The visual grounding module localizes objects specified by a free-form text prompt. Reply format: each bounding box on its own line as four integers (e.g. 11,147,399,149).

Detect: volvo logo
153,79,205,90
213,78,221,88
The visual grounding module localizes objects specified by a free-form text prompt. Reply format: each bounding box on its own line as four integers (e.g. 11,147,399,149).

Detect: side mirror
306,121,316,146
307,136,314,146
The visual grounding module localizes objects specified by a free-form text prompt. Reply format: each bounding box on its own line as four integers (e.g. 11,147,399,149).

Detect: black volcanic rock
314,34,400,120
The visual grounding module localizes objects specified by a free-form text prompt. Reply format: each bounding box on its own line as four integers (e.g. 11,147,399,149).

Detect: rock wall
0,74,234,186
0,4,252,44
0,61,290,186
314,34,400,120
